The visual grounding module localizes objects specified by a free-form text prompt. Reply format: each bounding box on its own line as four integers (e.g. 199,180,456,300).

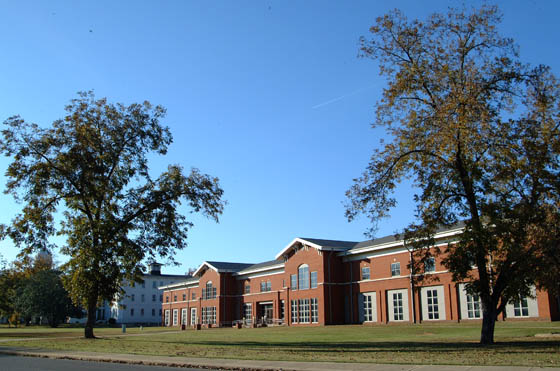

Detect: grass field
1,322,559,367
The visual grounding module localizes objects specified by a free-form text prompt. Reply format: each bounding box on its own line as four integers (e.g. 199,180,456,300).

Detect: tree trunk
480,306,497,345
84,300,96,339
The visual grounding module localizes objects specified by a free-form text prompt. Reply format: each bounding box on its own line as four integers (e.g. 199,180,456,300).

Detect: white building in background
98,263,188,325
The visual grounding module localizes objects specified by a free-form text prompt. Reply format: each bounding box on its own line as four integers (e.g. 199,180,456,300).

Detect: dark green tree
15,269,81,327
346,6,560,344
1,92,225,338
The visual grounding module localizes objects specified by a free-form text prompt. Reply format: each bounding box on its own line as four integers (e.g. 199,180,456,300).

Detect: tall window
244,284,250,294
391,262,401,276
192,292,196,300
466,293,481,319
364,294,374,321
152,281,157,289
182,308,187,325
131,294,135,302
152,294,156,302
260,281,266,292
290,274,297,290
311,298,319,323
280,300,285,319
513,298,529,317
298,264,309,290
310,271,318,288
130,308,134,316
203,281,216,300
425,258,436,273
266,280,271,291
152,308,155,316
202,307,216,324
299,299,310,323
393,292,404,321
141,282,145,288
182,294,186,301
291,300,298,323
243,303,252,322
426,289,439,319
172,309,178,326
141,308,144,316
361,266,370,280
164,310,170,326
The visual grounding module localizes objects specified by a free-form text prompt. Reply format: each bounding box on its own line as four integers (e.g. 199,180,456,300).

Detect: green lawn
1,322,559,367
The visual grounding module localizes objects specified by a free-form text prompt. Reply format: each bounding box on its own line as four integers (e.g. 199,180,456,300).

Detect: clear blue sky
0,1,559,274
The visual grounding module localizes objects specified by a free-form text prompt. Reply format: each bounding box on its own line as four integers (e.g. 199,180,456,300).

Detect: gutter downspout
327,251,333,324
409,246,417,324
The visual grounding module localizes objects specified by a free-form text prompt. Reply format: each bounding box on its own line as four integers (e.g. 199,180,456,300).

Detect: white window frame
387,288,409,322
425,257,436,273
466,293,481,319
361,266,370,280
190,307,197,326
298,264,310,290
172,309,178,326
181,308,188,325
310,271,318,288
360,292,377,322
299,298,310,323
164,309,170,326
311,298,319,323
420,286,446,321
291,300,298,323
391,262,401,276
392,292,404,321
290,274,297,290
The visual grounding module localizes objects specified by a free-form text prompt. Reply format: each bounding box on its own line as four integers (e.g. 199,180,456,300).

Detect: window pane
310,271,318,289
298,265,309,290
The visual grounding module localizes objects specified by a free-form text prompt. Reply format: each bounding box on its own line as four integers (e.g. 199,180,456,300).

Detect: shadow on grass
0,332,79,339
159,339,560,354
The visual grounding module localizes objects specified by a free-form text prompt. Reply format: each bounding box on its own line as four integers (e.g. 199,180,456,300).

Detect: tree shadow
161,339,560,355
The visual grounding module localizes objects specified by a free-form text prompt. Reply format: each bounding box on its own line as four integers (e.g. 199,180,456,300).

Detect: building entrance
258,302,274,324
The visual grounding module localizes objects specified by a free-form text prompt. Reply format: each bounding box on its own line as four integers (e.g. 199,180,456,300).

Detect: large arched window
298,264,309,290
204,281,216,299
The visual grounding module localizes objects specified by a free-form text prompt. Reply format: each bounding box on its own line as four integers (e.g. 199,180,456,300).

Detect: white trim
193,261,220,277
235,267,285,280
341,227,463,257
158,282,199,290
342,241,454,262
275,238,349,260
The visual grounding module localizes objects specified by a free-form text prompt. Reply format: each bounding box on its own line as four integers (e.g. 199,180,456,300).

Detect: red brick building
160,224,560,327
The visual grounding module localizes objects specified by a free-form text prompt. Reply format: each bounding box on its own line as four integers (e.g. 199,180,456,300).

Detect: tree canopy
15,268,81,327
0,92,225,337
346,6,560,344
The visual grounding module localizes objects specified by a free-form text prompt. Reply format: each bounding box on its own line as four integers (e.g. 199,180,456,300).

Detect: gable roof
275,237,358,260
193,261,254,277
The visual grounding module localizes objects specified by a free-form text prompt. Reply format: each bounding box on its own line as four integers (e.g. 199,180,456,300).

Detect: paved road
0,354,208,371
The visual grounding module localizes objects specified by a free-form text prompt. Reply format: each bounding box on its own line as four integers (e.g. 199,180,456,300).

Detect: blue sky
0,1,559,274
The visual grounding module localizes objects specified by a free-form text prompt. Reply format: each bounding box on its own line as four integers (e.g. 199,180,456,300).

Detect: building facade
100,263,188,325
160,225,560,327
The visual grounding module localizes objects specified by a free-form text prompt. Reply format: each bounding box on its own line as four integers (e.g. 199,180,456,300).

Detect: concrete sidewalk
0,346,557,371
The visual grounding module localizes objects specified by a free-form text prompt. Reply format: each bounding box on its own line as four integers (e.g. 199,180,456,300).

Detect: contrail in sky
311,84,377,109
